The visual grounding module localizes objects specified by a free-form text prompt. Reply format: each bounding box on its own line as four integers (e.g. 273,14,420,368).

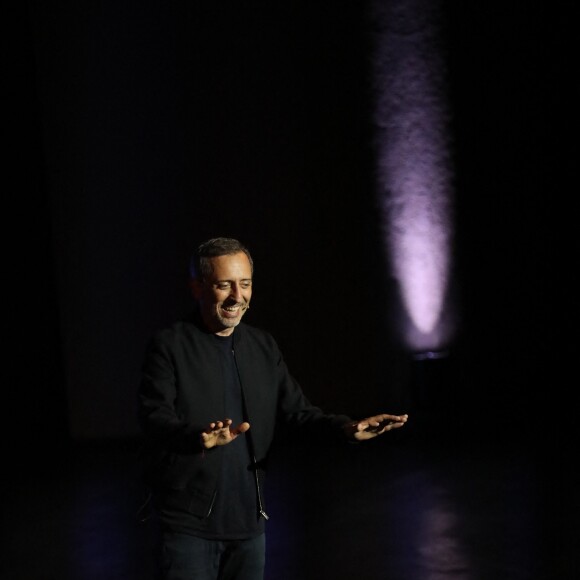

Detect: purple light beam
371,0,454,351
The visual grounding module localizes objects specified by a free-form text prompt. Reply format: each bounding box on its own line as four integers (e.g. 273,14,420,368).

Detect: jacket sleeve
274,345,353,440
138,333,206,454
234,326,353,454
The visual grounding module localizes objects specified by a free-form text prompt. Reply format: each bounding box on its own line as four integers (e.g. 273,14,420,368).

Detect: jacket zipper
232,347,270,521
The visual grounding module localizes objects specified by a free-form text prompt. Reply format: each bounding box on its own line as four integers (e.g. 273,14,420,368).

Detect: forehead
207,252,252,280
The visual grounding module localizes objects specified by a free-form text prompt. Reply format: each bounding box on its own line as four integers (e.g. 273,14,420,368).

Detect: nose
230,283,243,301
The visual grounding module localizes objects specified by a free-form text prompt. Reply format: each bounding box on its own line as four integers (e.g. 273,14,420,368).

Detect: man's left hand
343,413,408,441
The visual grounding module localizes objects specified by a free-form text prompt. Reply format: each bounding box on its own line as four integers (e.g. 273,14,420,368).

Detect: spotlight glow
371,0,454,351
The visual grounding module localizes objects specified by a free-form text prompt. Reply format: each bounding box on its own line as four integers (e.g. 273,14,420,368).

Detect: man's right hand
200,419,250,449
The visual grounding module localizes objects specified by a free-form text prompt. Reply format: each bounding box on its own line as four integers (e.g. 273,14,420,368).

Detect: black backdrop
8,1,577,453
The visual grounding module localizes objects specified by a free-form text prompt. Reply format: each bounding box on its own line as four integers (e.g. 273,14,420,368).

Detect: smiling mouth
222,303,245,316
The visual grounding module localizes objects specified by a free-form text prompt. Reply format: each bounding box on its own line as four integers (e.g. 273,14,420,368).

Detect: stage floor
2,421,577,580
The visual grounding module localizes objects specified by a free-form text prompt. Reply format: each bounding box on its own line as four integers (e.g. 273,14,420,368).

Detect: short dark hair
189,237,254,281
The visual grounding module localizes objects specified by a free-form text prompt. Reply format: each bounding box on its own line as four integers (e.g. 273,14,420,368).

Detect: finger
366,418,399,433
231,422,251,436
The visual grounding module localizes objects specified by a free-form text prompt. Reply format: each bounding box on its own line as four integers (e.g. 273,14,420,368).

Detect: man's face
192,252,253,336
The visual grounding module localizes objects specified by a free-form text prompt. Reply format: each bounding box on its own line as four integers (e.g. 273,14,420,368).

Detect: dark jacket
138,314,352,517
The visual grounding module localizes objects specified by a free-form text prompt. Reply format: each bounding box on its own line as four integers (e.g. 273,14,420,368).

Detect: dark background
8,1,577,457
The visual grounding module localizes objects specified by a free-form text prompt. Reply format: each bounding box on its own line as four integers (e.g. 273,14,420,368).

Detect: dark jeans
160,531,266,580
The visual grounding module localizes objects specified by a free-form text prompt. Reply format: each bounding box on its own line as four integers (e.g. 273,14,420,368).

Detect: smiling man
138,237,408,580
190,249,253,335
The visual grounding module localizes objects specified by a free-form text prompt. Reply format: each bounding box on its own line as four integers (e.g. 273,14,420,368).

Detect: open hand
200,419,250,449
344,413,408,442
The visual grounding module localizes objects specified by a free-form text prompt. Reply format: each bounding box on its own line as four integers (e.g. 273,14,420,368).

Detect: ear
189,278,204,300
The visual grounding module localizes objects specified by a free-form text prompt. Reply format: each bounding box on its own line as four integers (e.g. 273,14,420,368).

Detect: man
138,237,408,580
